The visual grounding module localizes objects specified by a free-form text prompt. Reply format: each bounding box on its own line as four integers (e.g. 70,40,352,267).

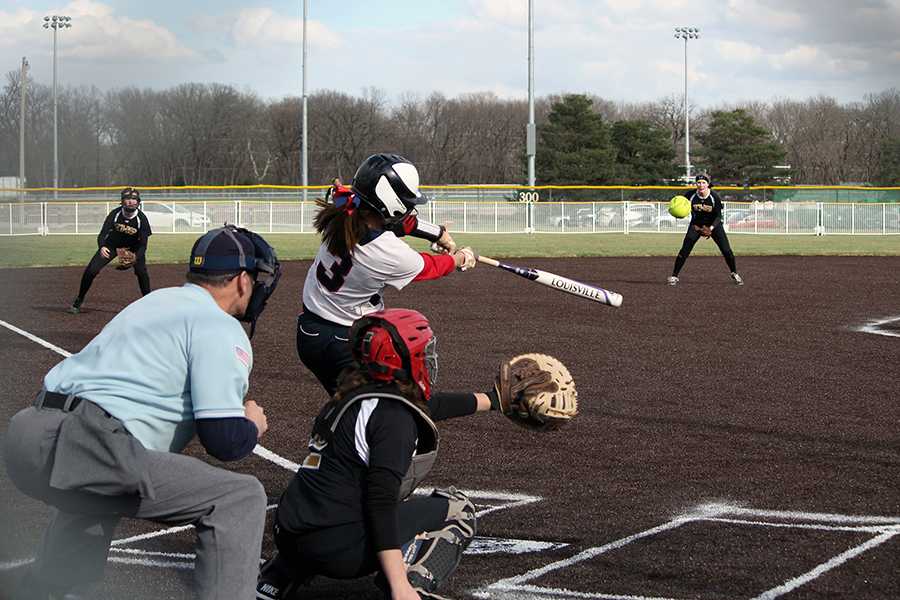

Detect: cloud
231,8,341,49
0,8,35,49
725,0,805,30
768,45,869,76
716,40,764,63
0,1,196,62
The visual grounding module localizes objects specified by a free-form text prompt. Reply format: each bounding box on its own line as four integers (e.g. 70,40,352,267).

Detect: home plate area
472,503,900,599
106,489,569,573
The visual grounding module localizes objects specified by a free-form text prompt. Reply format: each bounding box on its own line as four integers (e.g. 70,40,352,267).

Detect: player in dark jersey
257,309,503,600
668,174,743,286
69,187,153,313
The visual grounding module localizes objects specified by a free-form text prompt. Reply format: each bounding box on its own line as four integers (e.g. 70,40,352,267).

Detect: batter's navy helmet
351,153,428,226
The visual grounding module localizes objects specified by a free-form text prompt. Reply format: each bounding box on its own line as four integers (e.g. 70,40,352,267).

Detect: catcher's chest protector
306,390,439,500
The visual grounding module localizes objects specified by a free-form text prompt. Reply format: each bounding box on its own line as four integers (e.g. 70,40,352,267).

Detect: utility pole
301,0,309,203
19,57,29,198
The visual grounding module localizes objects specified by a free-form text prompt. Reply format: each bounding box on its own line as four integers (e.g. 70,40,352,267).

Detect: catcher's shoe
68,298,83,314
667,276,679,286
730,272,744,286
256,554,307,600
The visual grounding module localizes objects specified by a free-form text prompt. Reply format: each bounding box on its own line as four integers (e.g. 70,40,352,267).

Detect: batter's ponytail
313,198,371,256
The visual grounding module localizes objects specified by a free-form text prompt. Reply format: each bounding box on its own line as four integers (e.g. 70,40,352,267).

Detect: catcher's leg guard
404,487,476,593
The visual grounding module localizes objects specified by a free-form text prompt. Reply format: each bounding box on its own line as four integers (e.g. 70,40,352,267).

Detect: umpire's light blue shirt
43,283,252,453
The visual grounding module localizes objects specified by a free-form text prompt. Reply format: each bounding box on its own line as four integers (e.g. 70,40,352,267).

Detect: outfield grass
1,233,898,268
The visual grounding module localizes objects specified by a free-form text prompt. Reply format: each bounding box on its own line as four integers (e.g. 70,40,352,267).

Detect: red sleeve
413,253,455,281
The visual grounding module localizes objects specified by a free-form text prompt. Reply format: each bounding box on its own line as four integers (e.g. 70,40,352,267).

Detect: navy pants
672,224,737,276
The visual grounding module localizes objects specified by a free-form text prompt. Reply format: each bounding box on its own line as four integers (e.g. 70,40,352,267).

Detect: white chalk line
0,318,73,357
485,515,702,590
855,315,900,338
476,503,900,599
750,530,899,600
473,584,683,600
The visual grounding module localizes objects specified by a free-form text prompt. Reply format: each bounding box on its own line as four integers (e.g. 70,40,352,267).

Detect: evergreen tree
536,94,615,185
875,137,900,185
611,119,677,184
696,109,785,184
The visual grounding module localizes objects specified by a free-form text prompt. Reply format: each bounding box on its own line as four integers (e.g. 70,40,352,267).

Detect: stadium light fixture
43,15,73,196
674,26,700,182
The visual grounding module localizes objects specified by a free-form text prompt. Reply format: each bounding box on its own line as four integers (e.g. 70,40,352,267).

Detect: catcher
256,308,577,600
69,187,153,314
667,174,743,287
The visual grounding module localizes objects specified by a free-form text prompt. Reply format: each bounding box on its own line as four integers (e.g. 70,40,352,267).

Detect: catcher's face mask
120,188,141,216
350,308,436,400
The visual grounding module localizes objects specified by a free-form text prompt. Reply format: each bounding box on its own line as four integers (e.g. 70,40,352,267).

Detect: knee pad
404,487,477,593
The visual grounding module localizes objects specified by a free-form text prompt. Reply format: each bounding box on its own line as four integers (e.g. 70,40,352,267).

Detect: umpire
70,187,152,314
4,225,281,600
668,174,744,286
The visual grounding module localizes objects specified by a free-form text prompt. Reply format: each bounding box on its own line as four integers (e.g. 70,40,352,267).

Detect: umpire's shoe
68,297,83,314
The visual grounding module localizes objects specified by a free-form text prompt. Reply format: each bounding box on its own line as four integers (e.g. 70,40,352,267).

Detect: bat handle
477,255,500,267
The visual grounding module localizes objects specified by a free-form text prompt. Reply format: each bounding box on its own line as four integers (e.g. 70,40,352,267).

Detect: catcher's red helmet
349,308,437,400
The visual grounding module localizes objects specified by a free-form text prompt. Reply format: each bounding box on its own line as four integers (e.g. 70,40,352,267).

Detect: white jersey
302,231,425,326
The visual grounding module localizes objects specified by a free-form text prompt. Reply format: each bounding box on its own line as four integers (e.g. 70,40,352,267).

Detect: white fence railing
3,201,899,236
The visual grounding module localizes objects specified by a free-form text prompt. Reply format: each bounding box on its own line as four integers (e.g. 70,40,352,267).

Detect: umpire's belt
34,389,84,412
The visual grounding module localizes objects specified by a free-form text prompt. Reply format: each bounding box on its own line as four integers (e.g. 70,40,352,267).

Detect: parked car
728,213,779,231
142,203,211,230
725,209,752,225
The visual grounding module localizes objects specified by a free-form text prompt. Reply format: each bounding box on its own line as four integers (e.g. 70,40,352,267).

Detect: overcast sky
2,0,899,107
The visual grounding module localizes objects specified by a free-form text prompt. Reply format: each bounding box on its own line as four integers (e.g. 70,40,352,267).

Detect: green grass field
1,233,898,268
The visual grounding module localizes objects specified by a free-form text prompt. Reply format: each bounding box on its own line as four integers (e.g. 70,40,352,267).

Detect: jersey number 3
317,255,353,291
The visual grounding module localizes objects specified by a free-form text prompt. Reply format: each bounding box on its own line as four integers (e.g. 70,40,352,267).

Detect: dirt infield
1,255,899,599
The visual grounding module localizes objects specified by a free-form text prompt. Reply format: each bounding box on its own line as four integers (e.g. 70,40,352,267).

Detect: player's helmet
349,308,438,400
351,153,428,227
120,187,141,216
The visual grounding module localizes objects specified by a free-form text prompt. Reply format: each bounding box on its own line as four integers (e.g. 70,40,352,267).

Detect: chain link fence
3,199,899,236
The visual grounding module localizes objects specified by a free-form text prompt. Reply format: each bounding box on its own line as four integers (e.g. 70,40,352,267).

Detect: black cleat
69,298,83,314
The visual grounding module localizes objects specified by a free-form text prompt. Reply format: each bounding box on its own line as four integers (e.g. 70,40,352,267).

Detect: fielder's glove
694,224,712,238
115,248,137,270
493,353,578,431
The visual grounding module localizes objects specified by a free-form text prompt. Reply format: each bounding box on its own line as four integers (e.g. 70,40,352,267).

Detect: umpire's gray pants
4,401,266,600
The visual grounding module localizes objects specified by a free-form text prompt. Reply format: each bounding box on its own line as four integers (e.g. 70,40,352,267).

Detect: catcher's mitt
495,353,578,431
115,248,136,270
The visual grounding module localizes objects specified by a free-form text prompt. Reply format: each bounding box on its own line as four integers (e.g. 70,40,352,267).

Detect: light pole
19,57,29,197
526,0,536,232
674,26,699,182
301,0,308,203
44,15,72,196
526,0,535,188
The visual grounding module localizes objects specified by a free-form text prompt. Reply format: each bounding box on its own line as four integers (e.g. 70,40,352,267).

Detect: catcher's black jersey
277,390,419,550
688,190,724,227
276,387,475,551
98,208,152,250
